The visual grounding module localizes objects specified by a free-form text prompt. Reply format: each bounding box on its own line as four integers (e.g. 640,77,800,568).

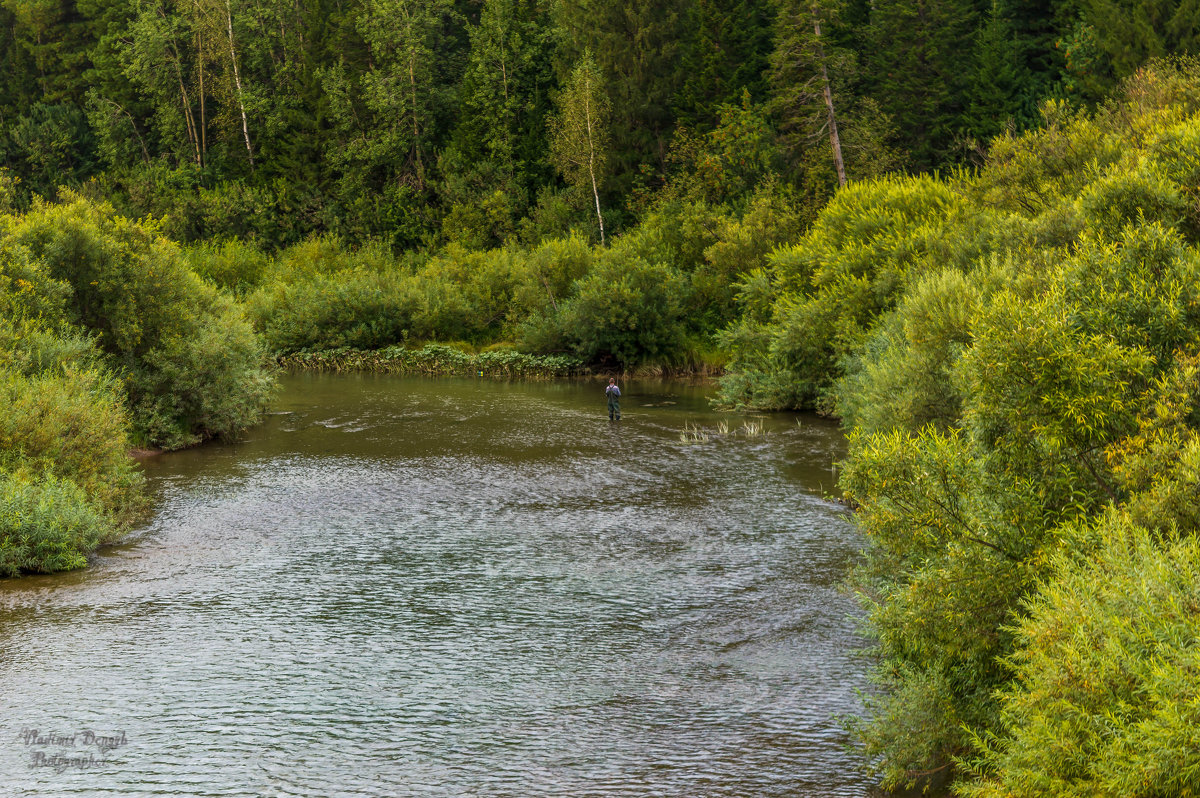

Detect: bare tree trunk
408,51,425,190
584,74,605,246
196,21,207,163
160,7,201,165
813,1,846,187
225,0,256,168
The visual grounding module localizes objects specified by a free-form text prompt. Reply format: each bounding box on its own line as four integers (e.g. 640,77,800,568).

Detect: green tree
439,0,557,246
862,0,981,169
672,0,774,127
770,0,849,185
553,0,685,197
1080,0,1200,77
550,52,611,245
355,0,452,193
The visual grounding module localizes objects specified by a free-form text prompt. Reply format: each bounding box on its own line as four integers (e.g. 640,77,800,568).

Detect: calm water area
0,374,878,797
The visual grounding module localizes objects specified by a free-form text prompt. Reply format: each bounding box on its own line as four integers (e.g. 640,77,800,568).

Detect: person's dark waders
607,392,621,420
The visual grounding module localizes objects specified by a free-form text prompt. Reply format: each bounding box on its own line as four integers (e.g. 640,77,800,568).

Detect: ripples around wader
0,374,875,797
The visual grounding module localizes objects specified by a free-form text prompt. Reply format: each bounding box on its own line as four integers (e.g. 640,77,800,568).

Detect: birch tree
550,52,610,245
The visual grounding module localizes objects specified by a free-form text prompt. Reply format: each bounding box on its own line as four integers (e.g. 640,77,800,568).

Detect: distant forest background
1,0,1193,248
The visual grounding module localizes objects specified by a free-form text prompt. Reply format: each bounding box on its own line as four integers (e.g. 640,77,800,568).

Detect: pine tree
672,0,774,128
1080,0,1200,76
770,0,850,185
862,0,982,170
962,3,1031,142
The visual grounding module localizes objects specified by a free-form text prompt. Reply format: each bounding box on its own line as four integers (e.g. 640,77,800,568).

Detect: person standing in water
605,378,621,420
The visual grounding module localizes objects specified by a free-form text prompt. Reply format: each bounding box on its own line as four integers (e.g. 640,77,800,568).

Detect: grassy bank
278,343,583,379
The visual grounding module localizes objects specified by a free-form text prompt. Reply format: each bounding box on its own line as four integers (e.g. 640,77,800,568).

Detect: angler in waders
605,378,621,420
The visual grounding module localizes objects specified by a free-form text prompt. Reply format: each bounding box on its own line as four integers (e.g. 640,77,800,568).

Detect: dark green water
0,374,874,796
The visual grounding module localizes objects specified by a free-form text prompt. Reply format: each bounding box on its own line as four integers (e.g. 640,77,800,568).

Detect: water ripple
0,375,873,797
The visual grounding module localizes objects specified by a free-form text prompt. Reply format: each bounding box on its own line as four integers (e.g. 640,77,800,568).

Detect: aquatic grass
679,421,711,444
716,419,731,435
278,343,583,379
740,419,766,437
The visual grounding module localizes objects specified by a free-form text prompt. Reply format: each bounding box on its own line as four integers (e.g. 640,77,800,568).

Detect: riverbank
276,343,727,381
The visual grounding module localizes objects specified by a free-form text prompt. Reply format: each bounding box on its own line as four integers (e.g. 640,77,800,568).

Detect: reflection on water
0,374,874,797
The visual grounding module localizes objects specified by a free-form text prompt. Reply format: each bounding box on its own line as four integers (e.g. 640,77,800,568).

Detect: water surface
0,374,872,796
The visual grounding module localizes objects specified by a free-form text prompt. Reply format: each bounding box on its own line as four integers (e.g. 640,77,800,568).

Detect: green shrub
0,363,143,519
269,234,397,283
969,99,1123,217
1077,161,1189,239
508,234,594,326
0,237,71,322
556,249,690,367
0,473,110,577
835,266,989,436
183,238,273,295
1146,114,1200,241
717,174,1014,410
7,193,273,449
248,267,423,353
697,186,807,330
960,515,1200,798
840,124,1200,789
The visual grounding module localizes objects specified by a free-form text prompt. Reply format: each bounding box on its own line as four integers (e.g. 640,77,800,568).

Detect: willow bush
0,473,110,577
6,193,274,449
710,62,1200,792
0,192,279,574
0,249,144,574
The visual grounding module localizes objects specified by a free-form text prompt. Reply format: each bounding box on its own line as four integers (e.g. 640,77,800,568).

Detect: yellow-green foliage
6,193,273,449
959,515,1200,798
0,473,110,577
0,255,145,575
0,192,279,574
227,187,807,369
956,355,1200,796
835,266,991,436
0,361,142,520
805,62,1200,792
718,174,1017,409
246,233,597,354
183,238,272,295
554,248,690,367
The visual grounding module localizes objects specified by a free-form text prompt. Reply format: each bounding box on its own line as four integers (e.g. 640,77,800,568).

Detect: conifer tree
770,0,849,186
1080,0,1200,76
862,0,981,169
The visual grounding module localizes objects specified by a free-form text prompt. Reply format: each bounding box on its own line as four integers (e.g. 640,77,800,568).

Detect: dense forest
0,0,1189,246
3,0,1200,794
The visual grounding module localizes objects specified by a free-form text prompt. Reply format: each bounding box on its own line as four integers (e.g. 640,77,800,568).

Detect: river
0,374,876,797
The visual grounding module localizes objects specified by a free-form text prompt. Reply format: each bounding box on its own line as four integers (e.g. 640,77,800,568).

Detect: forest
3,0,1200,793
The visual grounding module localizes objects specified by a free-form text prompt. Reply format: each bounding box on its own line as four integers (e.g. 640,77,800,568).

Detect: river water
0,374,874,797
